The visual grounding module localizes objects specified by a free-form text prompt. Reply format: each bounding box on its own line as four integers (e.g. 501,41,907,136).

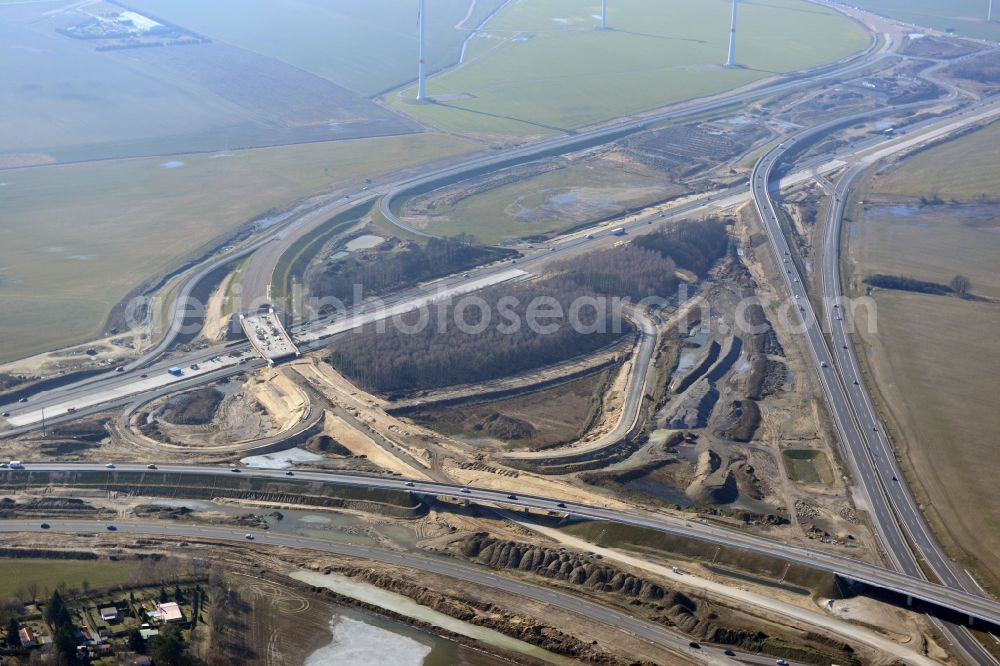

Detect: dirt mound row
454,534,856,663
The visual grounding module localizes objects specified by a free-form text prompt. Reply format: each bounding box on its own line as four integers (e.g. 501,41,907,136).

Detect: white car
105,463,115,469
244,533,254,540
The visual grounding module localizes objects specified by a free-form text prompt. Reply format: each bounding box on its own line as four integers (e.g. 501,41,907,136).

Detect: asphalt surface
751,96,1000,664
8,461,1000,629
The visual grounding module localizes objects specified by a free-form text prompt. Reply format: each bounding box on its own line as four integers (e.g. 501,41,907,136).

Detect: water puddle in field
675,326,709,374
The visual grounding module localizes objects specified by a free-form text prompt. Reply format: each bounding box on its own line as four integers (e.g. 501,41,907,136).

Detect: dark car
106,525,117,531
724,650,736,656
556,502,567,508
689,641,700,649
285,470,294,476
40,523,50,529
18,398,28,403
506,494,517,500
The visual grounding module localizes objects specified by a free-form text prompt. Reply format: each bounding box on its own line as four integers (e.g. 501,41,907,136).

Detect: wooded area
632,217,729,277
329,278,629,393
309,236,511,308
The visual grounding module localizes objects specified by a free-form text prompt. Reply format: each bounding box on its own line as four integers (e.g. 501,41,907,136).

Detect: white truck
611,227,626,236
9,461,23,469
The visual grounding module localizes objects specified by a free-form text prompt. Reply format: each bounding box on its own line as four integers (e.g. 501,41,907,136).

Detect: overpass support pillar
968,615,974,627
906,595,912,607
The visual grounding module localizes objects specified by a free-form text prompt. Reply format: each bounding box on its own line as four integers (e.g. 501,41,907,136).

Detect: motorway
7,461,1000,630
750,93,1000,663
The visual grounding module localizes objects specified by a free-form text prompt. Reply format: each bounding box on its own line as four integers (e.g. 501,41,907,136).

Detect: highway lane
8,461,1000,629
0,518,743,666
751,95,1000,664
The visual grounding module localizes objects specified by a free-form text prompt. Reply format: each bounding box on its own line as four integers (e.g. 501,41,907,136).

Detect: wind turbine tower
417,0,427,100
990,0,995,22
601,0,608,29
726,0,738,67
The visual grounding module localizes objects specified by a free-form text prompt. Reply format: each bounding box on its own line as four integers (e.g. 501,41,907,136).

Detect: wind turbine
989,0,995,22
601,0,608,29
417,0,427,100
726,0,738,67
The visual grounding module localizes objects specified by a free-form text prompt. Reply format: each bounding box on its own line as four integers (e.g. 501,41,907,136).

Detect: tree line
865,273,972,297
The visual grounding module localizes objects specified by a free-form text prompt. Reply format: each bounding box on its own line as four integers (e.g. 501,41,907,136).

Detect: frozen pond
240,447,323,469
345,234,385,251
292,571,569,664
305,616,431,666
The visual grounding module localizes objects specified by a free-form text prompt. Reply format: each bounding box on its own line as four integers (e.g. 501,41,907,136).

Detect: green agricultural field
848,122,1000,591
0,2,253,160
129,0,508,95
0,558,135,599
0,133,476,364
408,157,680,243
855,291,1000,591
871,119,1000,201
850,204,1000,299
849,0,1000,41
1,1,422,162
386,0,871,135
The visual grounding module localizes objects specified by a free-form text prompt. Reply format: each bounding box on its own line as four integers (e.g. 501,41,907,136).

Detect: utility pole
601,0,607,29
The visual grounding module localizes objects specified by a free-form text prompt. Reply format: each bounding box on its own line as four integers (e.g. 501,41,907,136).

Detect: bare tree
949,274,971,296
